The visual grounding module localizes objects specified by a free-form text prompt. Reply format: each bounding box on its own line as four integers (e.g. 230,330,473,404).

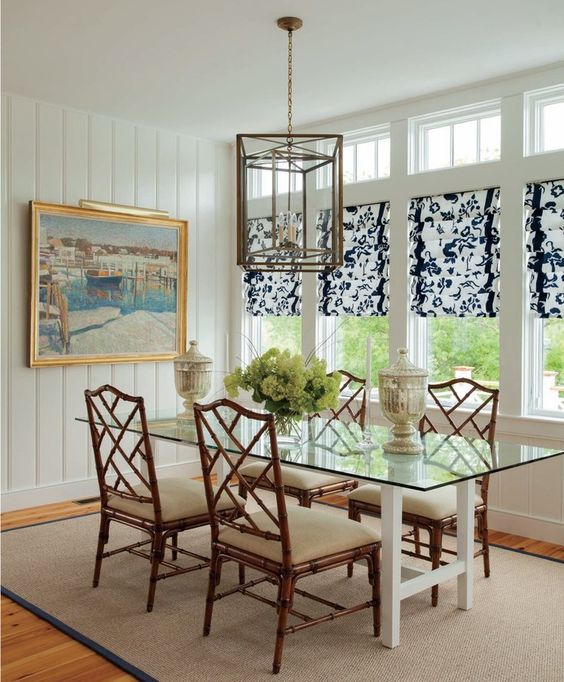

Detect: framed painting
29,201,188,367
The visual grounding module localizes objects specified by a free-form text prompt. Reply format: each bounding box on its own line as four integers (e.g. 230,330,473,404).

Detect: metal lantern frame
237,132,343,272
236,16,344,273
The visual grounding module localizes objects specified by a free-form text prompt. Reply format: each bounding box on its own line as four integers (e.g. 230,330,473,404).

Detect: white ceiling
3,0,564,142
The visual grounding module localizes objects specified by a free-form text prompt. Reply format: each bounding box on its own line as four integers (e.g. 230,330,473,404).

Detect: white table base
380,479,474,648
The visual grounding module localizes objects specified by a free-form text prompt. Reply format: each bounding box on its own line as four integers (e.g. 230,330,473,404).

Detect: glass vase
274,413,303,448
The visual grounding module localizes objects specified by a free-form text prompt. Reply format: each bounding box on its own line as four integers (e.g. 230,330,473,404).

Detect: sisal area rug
2,504,563,682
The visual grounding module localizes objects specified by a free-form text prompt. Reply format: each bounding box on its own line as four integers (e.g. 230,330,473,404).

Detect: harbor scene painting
30,202,187,367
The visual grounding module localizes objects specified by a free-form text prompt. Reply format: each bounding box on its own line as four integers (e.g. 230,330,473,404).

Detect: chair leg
215,557,224,586
347,504,360,578
203,547,221,636
481,510,490,578
92,513,109,588
430,525,443,607
272,576,295,675
171,532,178,561
299,491,312,508
146,530,164,613
238,481,248,500
413,525,421,556
238,562,246,585
369,548,381,637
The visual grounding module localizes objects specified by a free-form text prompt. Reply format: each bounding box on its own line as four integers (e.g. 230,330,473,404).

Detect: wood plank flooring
2,498,563,681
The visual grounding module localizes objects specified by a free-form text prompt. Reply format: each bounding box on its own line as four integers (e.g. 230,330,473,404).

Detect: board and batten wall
1,93,232,511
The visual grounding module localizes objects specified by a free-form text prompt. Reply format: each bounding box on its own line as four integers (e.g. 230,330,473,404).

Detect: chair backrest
309,369,367,428
84,384,161,522
193,398,292,568
419,378,499,502
419,378,499,445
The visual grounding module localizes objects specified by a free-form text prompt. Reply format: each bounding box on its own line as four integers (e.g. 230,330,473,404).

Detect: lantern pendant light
236,17,344,272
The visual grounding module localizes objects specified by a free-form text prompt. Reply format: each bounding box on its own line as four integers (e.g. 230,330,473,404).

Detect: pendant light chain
236,16,343,272
287,28,293,142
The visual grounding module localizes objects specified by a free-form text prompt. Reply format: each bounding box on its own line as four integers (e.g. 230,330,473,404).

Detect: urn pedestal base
382,422,423,455
176,399,196,424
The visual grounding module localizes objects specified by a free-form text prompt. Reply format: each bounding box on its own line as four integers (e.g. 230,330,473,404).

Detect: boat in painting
85,269,123,286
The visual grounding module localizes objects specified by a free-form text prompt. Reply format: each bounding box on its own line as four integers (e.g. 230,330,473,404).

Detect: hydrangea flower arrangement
224,348,341,429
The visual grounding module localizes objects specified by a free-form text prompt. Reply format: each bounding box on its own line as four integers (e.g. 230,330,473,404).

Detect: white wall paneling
1,93,232,510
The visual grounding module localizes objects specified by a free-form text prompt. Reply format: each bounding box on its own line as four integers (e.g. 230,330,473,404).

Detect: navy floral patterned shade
409,188,501,317
525,179,564,318
318,202,390,316
243,217,301,316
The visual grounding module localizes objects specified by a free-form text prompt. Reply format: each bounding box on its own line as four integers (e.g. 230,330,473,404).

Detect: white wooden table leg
381,484,403,648
456,479,474,610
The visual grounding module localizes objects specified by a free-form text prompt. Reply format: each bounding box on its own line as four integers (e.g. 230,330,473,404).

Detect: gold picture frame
30,201,188,367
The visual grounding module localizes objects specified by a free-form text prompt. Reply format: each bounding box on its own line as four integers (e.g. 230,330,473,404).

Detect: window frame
318,124,391,188
410,315,501,413
524,84,564,156
527,315,564,418
409,100,501,174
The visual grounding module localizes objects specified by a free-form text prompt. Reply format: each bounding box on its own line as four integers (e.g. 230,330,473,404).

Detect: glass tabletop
77,407,564,492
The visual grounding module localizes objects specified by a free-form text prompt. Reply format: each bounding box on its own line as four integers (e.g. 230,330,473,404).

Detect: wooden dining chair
193,398,381,675
347,378,499,606
238,370,366,507
84,384,244,612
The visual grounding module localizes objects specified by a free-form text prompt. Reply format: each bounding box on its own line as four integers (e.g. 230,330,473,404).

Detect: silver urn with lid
174,340,213,422
378,348,428,455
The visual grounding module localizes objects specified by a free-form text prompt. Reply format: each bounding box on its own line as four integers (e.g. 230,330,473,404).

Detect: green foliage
224,348,341,416
545,319,564,384
261,317,301,354
336,317,389,384
255,316,564,393
427,318,500,384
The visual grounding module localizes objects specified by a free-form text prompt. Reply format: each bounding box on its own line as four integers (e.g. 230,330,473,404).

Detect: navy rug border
0,585,156,682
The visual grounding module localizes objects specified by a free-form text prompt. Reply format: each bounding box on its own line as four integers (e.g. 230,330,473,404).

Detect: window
409,100,501,173
319,125,390,187
247,167,272,199
426,318,499,387
260,317,302,355
334,317,389,386
524,84,564,155
525,178,564,414
318,202,390,388
246,163,302,199
530,319,564,413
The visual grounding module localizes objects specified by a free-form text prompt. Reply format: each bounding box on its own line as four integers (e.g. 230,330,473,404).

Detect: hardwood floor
2,498,562,681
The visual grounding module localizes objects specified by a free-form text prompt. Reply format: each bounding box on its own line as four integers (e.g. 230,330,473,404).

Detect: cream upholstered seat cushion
240,461,353,491
348,484,484,521
107,477,243,523
218,505,380,565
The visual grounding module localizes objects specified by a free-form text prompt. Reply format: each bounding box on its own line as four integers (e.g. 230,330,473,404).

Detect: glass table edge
75,416,564,493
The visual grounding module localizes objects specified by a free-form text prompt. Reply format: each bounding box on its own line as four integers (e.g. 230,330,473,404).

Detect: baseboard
0,459,202,512
489,508,564,544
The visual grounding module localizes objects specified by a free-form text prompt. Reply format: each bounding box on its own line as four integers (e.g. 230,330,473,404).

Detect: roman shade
243,217,302,316
525,179,564,318
318,202,390,316
409,187,501,317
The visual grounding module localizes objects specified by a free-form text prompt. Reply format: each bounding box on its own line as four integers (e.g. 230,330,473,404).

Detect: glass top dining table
79,408,564,492
76,407,564,650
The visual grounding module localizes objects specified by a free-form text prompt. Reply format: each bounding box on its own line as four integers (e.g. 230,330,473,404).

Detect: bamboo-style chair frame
193,398,380,675
239,370,366,507
85,384,221,612
348,378,499,606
